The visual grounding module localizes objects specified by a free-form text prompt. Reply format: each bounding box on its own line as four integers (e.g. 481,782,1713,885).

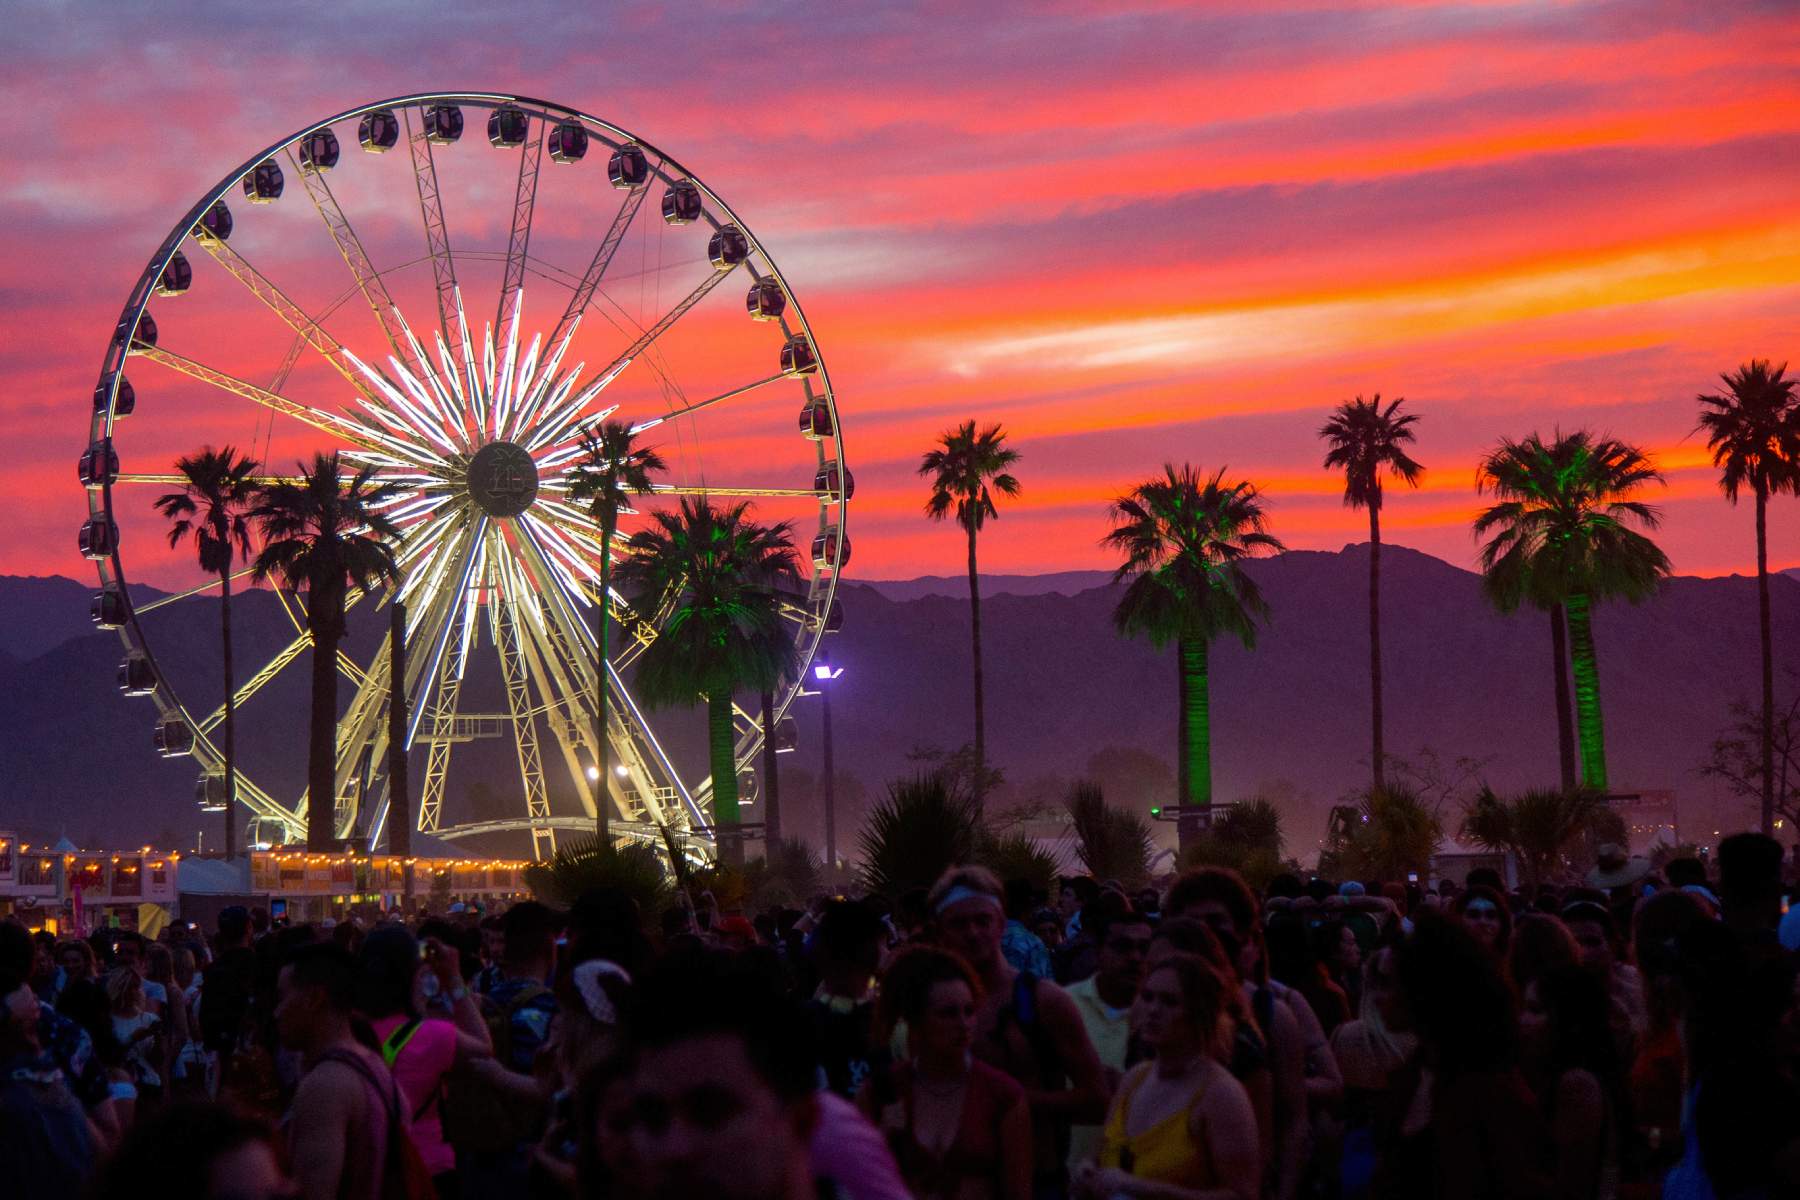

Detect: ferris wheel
79,92,849,861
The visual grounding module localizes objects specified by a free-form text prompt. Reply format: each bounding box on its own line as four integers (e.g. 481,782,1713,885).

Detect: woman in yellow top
1071,953,1261,1200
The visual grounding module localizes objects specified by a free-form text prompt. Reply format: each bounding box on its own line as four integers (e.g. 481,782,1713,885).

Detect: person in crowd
356,924,494,1200
451,900,560,1200
1375,913,1555,1199
1449,884,1512,959
112,932,168,1018
1628,889,1709,1178
57,939,97,992
1508,913,1581,996
29,933,59,1004
200,906,256,1069
601,949,846,1200
0,968,94,1200
1718,831,1785,939
1072,953,1260,1200
1054,891,1129,985
1265,913,1350,1037
1002,878,1055,980
804,897,888,1101
1518,965,1627,1200
1663,919,1800,1198
863,944,1031,1200
1559,901,1646,1055
1328,944,1415,1200
85,1100,296,1200
1165,868,1330,1200
276,943,399,1200
567,886,655,978
931,865,1109,1198
1147,917,1276,1181
144,943,192,1091
0,922,118,1144
539,957,634,1196
1313,917,1362,1018
107,966,165,1102
1065,904,1154,1172
1033,909,1065,954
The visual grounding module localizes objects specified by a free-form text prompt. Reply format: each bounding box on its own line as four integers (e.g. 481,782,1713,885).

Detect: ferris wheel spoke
628,372,787,433
196,628,310,735
405,106,466,368
496,125,544,354
524,265,740,452
655,485,819,498
546,173,656,356
288,146,436,389
189,237,394,409
128,344,392,456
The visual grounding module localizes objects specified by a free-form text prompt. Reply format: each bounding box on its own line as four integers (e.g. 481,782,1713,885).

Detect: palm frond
858,771,980,896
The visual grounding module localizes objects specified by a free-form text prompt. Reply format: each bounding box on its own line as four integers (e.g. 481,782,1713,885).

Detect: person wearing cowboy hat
1585,844,1654,895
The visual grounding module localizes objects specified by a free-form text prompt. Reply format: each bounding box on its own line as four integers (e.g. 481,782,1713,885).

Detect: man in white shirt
1064,905,1153,1172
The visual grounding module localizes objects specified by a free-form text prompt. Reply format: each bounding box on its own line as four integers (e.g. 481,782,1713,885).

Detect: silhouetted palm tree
1462,785,1604,893
154,446,261,861
566,420,666,844
613,497,800,866
1104,464,1285,847
1474,431,1670,791
919,420,1021,813
1321,395,1425,791
249,453,404,851
1697,360,1800,834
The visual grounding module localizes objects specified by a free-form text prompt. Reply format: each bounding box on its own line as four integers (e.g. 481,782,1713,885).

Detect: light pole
814,651,844,874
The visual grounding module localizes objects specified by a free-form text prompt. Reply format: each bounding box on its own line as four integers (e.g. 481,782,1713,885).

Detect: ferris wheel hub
466,439,538,517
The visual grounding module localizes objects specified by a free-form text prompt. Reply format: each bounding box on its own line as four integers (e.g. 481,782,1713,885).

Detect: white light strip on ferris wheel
317,410,439,469
457,292,479,423
505,314,580,442
383,356,458,448
517,366,587,450
524,514,598,593
399,524,462,611
525,360,630,453
513,334,542,426
435,331,469,425
495,290,522,436
336,352,447,459
356,349,456,455
386,493,452,525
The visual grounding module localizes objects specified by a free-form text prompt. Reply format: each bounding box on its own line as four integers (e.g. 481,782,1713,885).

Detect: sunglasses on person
1462,902,1501,918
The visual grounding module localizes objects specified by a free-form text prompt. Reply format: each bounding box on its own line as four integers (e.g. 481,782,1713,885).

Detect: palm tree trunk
221,567,237,862
708,690,742,867
1176,651,1190,812
1369,507,1385,793
1179,637,1212,849
1758,482,1775,835
1551,605,1578,791
597,515,613,845
1564,593,1608,791
387,600,411,887
761,690,782,846
307,605,341,853
966,521,986,815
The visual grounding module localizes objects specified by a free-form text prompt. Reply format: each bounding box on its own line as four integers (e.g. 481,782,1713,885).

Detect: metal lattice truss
85,94,848,861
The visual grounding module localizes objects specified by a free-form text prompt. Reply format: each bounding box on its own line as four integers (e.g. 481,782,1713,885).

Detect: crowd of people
3,830,1799,1200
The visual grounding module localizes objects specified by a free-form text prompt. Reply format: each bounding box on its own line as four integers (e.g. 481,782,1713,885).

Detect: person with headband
928,865,1108,1199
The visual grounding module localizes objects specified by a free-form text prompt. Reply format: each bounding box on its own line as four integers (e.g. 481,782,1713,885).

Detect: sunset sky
7,0,1799,593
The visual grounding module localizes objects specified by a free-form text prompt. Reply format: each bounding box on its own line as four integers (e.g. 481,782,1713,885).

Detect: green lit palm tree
1104,464,1285,847
565,420,666,844
249,453,404,851
919,420,1022,813
154,446,261,861
613,497,801,866
1321,395,1425,791
1697,360,1800,835
1474,431,1670,792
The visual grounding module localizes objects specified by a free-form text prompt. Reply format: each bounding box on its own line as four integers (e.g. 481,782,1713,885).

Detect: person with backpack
930,866,1108,1200
445,900,560,1200
276,944,432,1200
357,925,494,1200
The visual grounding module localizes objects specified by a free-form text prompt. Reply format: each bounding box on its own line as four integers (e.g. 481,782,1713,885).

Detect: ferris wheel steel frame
84,92,848,863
